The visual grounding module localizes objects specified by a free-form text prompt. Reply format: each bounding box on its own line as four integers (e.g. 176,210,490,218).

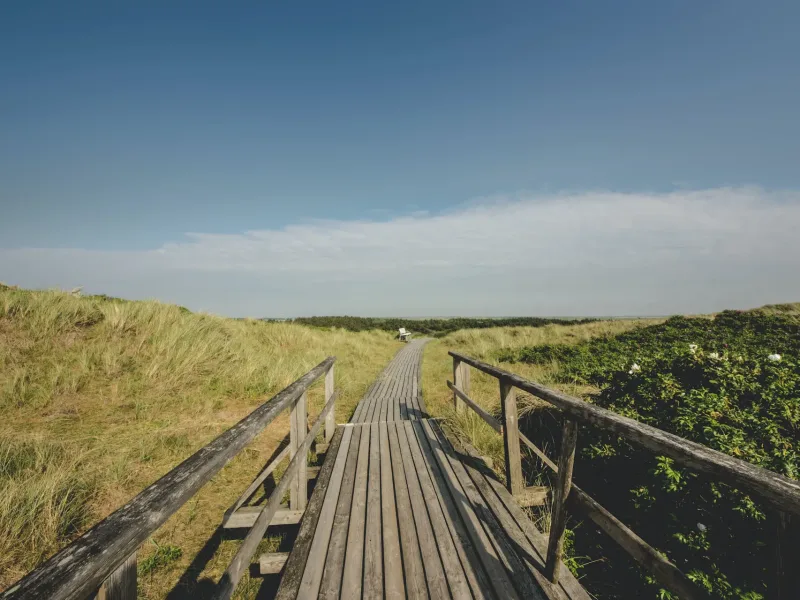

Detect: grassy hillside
0,286,401,597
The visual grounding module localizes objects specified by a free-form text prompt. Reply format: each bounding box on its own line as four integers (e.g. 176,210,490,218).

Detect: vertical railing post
324,364,335,443
290,391,308,511
95,552,137,600
499,378,523,496
545,418,578,583
453,357,469,414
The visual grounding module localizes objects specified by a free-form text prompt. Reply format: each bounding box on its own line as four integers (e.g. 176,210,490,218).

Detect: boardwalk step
223,507,304,529
258,552,290,575
518,485,550,507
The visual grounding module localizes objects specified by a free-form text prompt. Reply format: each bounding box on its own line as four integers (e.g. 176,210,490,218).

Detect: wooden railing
2,357,337,600
449,351,800,600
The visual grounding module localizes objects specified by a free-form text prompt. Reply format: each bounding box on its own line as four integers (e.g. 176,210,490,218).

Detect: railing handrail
2,356,336,600
449,351,800,517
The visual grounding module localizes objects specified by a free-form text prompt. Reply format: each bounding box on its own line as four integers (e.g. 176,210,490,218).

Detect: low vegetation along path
275,339,588,600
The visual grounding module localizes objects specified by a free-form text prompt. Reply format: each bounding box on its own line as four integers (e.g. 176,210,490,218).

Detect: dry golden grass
420,319,663,469
0,287,401,597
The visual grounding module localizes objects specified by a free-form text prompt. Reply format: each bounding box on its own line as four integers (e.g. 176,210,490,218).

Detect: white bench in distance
398,327,412,342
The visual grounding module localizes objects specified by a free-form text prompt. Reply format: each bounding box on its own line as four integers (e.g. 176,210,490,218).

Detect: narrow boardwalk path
275,341,590,600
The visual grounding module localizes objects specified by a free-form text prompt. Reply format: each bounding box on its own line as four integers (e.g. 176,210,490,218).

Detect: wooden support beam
518,486,549,507
324,365,336,443
258,553,289,575
453,358,470,415
499,379,523,496
95,553,136,600
290,391,308,512
222,507,305,529
545,419,577,584
229,445,290,515
213,390,337,599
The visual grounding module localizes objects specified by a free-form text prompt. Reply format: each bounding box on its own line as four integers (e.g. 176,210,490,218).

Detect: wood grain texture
325,364,336,443
274,426,346,600
95,553,136,600
448,380,501,433
289,391,308,512
500,379,523,496
545,419,577,584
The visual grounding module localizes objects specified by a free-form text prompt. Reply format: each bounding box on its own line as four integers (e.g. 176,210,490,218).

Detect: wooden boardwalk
275,341,590,600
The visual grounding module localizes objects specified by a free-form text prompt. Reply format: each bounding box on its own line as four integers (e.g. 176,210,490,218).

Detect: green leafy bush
510,312,799,598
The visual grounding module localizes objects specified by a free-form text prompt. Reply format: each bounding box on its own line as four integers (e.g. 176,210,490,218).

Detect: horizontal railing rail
2,357,336,600
449,351,800,600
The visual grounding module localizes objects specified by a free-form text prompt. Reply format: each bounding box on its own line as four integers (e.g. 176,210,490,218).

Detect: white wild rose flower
628,363,641,374
768,353,782,362
708,352,720,360
689,344,698,354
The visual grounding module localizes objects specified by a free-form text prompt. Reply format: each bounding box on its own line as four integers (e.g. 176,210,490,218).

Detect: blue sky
2,1,799,316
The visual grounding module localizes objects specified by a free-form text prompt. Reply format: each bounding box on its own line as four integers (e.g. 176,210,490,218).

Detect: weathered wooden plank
95,553,136,600
273,426,345,600
453,358,469,415
395,422,450,598
222,507,304,529
450,436,589,600
450,351,800,515
258,552,289,575
518,486,549,507
228,445,290,515
402,421,472,599
545,419,577,584
419,420,521,600
380,422,405,599
289,391,308,511
500,379,523,496
456,436,590,600
363,423,384,597
318,425,362,599
340,420,371,598
325,365,336,442
428,420,542,600
387,420,428,599
448,381,501,433
215,389,338,599
296,426,354,598
410,420,491,600
1,357,336,600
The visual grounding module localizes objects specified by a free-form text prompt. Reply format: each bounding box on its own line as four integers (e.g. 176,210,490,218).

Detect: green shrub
513,312,799,598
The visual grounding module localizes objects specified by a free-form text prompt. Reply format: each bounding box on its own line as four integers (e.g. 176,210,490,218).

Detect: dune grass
0,287,401,596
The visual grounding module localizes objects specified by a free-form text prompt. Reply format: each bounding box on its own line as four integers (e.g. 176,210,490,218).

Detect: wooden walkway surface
275,340,590,600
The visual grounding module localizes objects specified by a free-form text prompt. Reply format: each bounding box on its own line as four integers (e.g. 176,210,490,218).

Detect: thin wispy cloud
2,187,799,317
